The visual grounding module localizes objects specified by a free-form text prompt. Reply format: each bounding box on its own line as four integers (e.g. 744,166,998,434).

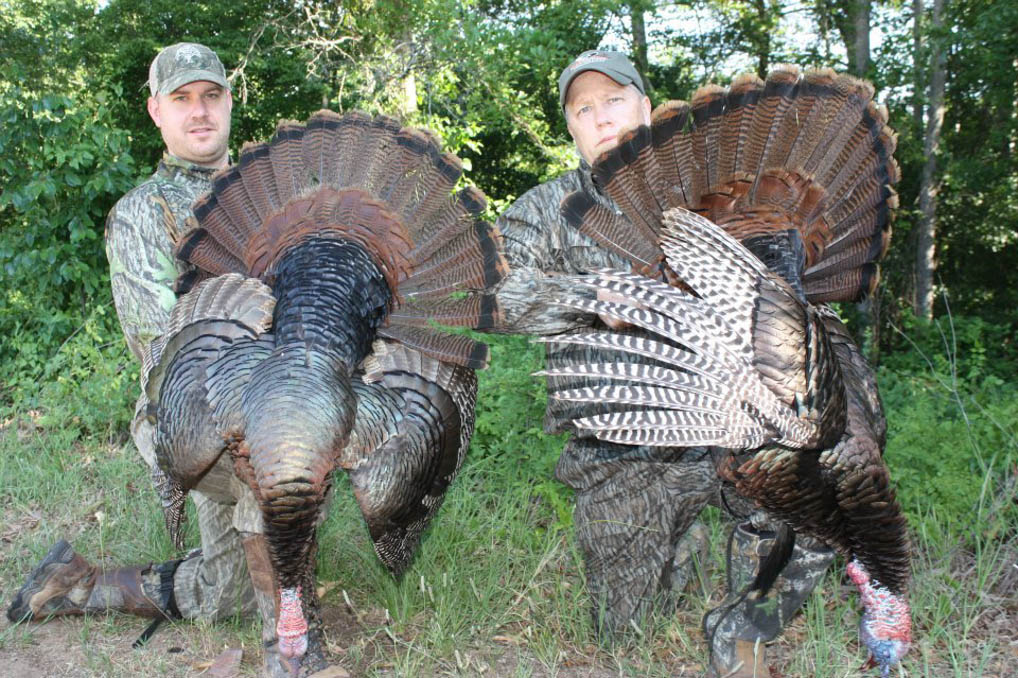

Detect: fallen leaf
204,647,243,678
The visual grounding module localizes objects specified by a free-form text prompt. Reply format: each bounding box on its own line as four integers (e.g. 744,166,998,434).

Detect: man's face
147,80,232,168
564,71,651,166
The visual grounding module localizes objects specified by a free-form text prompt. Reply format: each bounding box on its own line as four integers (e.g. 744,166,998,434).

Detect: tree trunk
913,0,924,131
754,0,770,78
629,1,652,96
915,0,947,319
398,27,418,116
852,0,870,76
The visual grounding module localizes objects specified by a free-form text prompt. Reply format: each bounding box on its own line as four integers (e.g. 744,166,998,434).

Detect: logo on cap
568,52,610,73
174,44,206,69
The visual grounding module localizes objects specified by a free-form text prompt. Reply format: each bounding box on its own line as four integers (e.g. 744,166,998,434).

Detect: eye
205,91,220,100
576,105,591,116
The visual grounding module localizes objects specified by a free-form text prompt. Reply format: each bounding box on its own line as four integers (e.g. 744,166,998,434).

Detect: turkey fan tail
686,66,897,302
558,110,696,278
589,124,670,244
398,186,507,314
574,67,898,302
376,325,490,370
344,342,477,574
177,111,507,367
560,190,663,274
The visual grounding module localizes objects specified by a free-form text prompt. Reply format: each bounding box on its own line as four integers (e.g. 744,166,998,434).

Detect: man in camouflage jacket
494,50,836,678
8,43,314,678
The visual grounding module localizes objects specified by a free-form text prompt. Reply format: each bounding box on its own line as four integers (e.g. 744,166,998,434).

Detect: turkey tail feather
178,110,506,365
574,66,898,303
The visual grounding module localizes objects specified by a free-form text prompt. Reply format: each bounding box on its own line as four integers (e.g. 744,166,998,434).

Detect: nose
190,97,210,119
593,103,613,128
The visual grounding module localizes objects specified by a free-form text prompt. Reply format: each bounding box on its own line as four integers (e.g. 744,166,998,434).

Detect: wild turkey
538,66,911,676
141,110,507,666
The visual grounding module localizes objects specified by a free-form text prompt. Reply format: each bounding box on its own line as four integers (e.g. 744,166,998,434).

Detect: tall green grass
1,329,1015,677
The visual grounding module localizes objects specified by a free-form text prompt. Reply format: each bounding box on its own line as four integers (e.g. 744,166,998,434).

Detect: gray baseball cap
558,50,645,108
148,42,229,96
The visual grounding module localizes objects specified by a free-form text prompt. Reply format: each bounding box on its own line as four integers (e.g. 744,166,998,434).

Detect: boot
7,540,183,624
703,522,835,678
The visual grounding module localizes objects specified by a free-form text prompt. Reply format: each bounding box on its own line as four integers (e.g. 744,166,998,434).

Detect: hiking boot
706,638,766,678
703,521,835,678
7,540,97,621
7,539,182,623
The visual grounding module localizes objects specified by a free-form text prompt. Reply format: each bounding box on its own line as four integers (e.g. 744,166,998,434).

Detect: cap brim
157,70,230,95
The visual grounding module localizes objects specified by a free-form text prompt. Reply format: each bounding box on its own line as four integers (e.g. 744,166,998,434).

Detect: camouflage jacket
105,153,218,362
494,162,632,335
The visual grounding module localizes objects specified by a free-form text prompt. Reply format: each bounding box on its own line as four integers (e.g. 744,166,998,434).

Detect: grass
1,334,1016,677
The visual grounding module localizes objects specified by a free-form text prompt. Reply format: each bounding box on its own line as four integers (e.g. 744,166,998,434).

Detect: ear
640,95,652,125
147,96,162,128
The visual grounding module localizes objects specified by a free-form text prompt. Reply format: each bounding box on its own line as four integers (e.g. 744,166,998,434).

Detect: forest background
1,0,1016,676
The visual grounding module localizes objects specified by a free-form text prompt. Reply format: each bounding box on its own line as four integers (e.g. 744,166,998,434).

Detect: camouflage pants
132,411,260,621
555,438,834,646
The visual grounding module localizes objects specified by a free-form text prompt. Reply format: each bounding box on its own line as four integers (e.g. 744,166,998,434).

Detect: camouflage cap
148,42,229,96
558,50,645,109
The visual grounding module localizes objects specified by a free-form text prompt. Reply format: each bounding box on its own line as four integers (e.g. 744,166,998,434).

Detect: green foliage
878,314,1018,530
0,0,100,96
0,84,137,400
881,310,1018,382
882,367,1017,522
471,334,574,527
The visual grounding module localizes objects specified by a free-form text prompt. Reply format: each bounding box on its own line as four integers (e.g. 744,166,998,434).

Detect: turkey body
142,112,506,665
542,66,911,675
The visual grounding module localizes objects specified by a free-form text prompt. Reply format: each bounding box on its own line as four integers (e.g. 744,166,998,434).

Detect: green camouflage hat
148,42,229,96
558,50,645,109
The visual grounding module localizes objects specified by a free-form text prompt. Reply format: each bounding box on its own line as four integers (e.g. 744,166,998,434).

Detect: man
493,50,835,677
7,43,318,678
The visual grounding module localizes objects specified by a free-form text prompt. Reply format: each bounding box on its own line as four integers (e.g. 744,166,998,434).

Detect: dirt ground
3,592,1018,677
0,601,738,678
3,537,1016,677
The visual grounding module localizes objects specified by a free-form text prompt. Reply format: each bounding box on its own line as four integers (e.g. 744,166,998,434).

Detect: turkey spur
143,111,507,671
540,66,911,676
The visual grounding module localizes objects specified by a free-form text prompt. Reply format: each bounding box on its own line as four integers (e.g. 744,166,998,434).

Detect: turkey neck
270,236,392,367
241,235,392,588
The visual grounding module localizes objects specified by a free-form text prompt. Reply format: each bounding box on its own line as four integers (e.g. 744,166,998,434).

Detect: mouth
188,127,215,136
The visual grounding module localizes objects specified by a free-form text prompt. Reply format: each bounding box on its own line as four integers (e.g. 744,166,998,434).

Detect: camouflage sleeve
493,176,604,335
105,185,180,362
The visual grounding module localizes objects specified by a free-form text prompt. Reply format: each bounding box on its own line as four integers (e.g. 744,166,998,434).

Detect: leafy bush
880,337,1018,532
880,310,1018,382
0,85,138,400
